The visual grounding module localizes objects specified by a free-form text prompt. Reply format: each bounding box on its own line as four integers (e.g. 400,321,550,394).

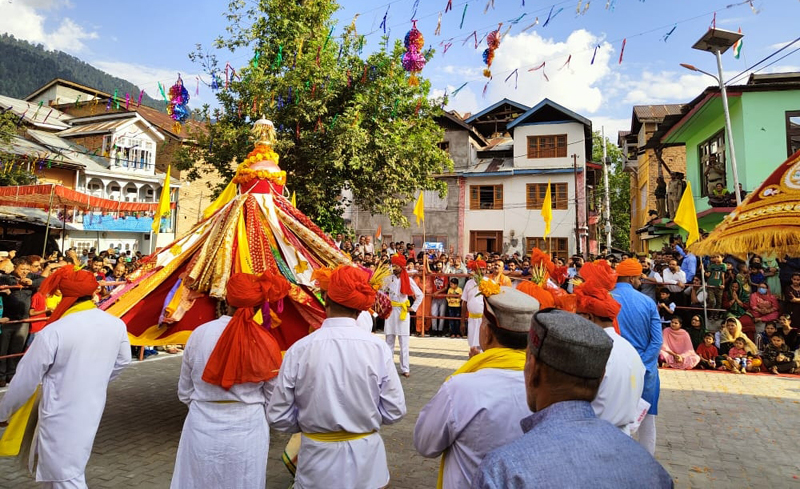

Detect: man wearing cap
461,260,487,357
472,309,672,488
414,286,539,489
611,258,662,455
382,255,423,377
0,267,131,489
171,271,289,489
268,266,406,489
575,260,646,434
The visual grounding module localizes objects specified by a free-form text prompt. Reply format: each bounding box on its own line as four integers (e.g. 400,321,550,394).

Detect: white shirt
0,308,130,482
356,310,374,334
268,317,406,489
414,368,530,489
382,274,424,336
461,278,484,314
662,268,687,293
363,242,375,254
592,327,646,432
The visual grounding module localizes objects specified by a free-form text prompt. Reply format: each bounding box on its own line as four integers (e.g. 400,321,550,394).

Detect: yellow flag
673,181,700,246
541,180,552,238
152,165,172,234
291,191,296,207
413,191,425,227
203,180,237,219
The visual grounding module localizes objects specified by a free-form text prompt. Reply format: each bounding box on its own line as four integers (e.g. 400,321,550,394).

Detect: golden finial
252,118,276,148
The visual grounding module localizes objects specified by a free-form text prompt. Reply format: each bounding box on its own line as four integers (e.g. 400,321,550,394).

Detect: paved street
2,335,800,488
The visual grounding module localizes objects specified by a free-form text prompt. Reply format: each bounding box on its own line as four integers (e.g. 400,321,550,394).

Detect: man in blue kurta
471,309,673,489
611,258,662,455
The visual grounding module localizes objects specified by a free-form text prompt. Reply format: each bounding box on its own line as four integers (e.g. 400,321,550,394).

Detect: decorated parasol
98,118,350,348
689,149,800,257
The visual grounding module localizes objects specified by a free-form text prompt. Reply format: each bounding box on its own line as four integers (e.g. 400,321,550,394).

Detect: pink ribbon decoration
504,68,519,89
125,93,130,110
559,55,571,71
196,77,200,96
137,90,144,107
529,62,549,81
619,38,626,64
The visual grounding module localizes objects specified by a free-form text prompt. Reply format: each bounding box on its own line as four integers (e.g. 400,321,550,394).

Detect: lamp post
680,28,744,206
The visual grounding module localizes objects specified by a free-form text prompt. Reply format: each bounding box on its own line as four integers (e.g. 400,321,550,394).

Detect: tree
0,112,36,187
175,0,452,233
591,131,630,251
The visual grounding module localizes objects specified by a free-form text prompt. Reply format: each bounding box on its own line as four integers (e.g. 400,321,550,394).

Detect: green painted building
650,72,800,231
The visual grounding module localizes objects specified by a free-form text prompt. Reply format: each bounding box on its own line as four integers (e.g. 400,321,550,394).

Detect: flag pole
421,199,426,338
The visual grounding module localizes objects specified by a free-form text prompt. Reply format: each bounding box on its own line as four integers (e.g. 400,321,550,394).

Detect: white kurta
592,327,646,431
267,317,407,489
414,368,530,489
461,279,484,348
356,311,374,334
382,274,423,336
0,308,131,484
171,316,275,489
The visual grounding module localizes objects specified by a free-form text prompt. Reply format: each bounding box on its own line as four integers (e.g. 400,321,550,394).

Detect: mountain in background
0,34,162,109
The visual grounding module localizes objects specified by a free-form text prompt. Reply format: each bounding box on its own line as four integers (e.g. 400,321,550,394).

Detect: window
786,110,800,157
437,141,450,154
527,134,567,159
698,131,726,198
526,237,569,261
469,185,503,210
526,183,568,210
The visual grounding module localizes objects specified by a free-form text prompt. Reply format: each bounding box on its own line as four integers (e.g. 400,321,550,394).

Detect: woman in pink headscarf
660,317,701,370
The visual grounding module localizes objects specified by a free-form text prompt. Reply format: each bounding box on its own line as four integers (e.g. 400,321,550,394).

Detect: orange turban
616,258,643,277
327,266,376,311
39,266,99,324
311,267,334,292
517,281,555,309
202,272,290,390
575,260,622,331
390,254,414,296
467,260,487,271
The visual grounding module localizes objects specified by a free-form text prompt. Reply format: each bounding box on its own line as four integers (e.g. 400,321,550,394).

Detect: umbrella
689,149,800,257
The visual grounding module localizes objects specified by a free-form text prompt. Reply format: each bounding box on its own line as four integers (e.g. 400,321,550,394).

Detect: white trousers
467,318,482,348
638,414,657,455
42,473,86,489
385,334,409,373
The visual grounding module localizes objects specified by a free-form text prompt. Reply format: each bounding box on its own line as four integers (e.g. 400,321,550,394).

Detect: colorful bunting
619,38,627,64
460,4,468,29
662,24,677,42
504,69,519,89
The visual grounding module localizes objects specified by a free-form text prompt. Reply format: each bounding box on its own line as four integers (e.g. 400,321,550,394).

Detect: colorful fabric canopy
0,184,175,212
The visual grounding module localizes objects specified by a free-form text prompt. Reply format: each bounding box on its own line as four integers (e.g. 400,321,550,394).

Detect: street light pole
602,127,612,251
714,48,743,207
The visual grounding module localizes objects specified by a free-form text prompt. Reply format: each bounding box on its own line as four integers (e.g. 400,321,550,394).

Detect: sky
1,0,799,138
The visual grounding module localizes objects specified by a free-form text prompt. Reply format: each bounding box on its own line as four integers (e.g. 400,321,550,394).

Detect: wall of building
37,167,77,189
512,122,587,170
66,230,151,255
30,86,104,108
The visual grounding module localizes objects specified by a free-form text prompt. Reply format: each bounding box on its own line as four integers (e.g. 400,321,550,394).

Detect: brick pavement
1,336,800,488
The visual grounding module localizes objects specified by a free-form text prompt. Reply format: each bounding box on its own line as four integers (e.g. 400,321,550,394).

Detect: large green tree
0,112,36,186
592,130,630,251
176,0,452,232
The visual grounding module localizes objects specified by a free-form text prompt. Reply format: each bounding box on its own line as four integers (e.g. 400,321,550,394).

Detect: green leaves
592,130,631,250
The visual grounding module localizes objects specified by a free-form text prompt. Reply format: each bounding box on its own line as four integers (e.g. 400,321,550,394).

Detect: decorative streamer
559,55,572,70
542,6,563,26
43,109,53,123
106,97,112,112
462,30,478,48
529,62,549,81
748,0,758,14
225,64,230,89
113,89,119,109
75,95,81,107
415,98,423,116
411,0,420,19
460,4,468,29
482,81,489,98
484,0,495,14
576,0,582,14
711,12,716,29
211,72,219,91
443,41,453,54
32,100,43,120
504,68,519,89
509,13,526,24
583,1,591,14
522,17,539,32
272,45,284,69
323,27,334,50
591,45,599,64
195,76,200,96
435,12,442,36
482,24,502,78
502,24,513,37
451,82,468,96
445,0,453,13
125,93,130,110
329,114,338,130
158,83,167,103
618,38,627,64
402,20,427,86
380,6,389,33
661,24,677,42
252,51,260,68
138,90,145,107
440,89,448,109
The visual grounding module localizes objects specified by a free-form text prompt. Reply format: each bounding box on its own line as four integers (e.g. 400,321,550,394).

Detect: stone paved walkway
2,335,800,488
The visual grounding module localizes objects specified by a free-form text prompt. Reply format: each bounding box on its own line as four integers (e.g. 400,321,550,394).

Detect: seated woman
750,283,780,327
661,317,701,370
723,282,756,340
686,314,706,350
761,334,796,375
718,317,757,356
757,321,779,353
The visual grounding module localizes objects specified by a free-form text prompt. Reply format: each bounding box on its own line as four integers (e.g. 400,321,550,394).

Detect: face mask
758,287,767,294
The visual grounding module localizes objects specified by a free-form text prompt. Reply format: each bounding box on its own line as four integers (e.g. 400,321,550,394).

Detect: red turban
517,281,555,309
575,260,622,332
202,272,290,390
467,260,487,271
327,266,377,311
390,254,414,296
39,266,99,324
616,258,643,277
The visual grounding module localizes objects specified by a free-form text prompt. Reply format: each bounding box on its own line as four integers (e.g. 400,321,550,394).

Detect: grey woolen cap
528,309,613,379
484,286,540,332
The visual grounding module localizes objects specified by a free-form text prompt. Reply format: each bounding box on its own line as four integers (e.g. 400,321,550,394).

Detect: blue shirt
472,401,673,489
611,282,662,415
675,245,697,282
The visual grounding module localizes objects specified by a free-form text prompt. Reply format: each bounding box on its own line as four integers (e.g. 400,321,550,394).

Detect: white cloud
591,116,631,143
0,0,97,52
618,71,712,105
92,61,210,106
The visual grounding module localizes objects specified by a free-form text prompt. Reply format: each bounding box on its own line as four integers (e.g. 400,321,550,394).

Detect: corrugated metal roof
483,137,514,151
56,118,134,137
0,94,72,129
632,104,685,122
27,129,110,172
463,158,513,174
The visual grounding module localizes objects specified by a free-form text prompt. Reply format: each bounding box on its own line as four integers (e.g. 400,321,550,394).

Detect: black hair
703,332,715,339
485,310,528,350
449,277,458,284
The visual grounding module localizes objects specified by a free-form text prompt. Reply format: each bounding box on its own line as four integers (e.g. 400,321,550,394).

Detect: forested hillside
0,34,160,108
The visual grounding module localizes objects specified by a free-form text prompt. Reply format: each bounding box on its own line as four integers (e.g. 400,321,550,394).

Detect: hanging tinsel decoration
483,24,502,78
402,20,427,86
166,75,191,133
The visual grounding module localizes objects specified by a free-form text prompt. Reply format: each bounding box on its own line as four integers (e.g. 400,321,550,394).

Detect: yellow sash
391,300,411,321
0,386,40,457
302,430,375,442
437,348,527,488
61,300,96,319
468,312,483,319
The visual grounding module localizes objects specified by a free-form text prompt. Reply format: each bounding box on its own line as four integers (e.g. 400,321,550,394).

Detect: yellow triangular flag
413,191,425,227
541,180,552,238
203,180,237,219
152,165,172,234
673,181,700,246
291,191,296,207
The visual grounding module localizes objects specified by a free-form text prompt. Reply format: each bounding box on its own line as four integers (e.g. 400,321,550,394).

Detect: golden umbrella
689,150,800,257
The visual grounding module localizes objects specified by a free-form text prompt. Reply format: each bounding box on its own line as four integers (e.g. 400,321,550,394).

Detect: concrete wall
512,122,586,170
740,90,800,188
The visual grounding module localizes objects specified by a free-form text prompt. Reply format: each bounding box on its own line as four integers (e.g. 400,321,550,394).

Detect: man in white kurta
0,269,130,489
461,260,487,357
356,310,374,334
268,266,406,488
382,255,423,377
414,286,539,488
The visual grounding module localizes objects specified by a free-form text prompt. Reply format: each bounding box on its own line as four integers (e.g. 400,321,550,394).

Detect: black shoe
0,379,6,388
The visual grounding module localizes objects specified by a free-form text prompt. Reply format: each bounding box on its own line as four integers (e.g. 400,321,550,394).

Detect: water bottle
741,358,748,371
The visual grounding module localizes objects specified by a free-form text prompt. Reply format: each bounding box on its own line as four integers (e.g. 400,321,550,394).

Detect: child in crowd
723,337,752,374
446,278,463,338
761,334,796,374
757,321,779,352
749,260,766,287
661,317,701,370
696,332,719,370
706,254,726,314
656,288,675,327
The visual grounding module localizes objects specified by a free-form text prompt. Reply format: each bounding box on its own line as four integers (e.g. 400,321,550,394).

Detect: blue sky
2,0,799,136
